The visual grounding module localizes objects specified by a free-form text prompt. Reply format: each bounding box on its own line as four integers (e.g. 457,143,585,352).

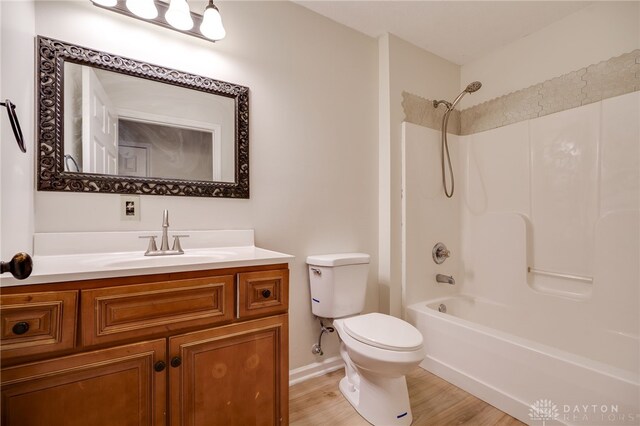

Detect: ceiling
293,1,594,65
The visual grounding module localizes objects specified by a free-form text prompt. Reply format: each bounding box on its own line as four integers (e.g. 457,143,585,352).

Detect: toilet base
338,370,413,425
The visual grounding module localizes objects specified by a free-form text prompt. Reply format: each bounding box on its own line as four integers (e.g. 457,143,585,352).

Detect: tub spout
436,274,455,285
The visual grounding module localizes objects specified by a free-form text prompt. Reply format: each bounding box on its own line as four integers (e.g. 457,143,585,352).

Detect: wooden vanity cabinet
0,264,290,426
1,339,166,426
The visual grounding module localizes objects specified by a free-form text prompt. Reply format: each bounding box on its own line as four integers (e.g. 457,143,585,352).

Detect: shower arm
449,91,468,111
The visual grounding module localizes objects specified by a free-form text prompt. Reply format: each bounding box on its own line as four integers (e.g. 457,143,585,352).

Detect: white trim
211,123,222,181
115,107,218,133
289,356,344,386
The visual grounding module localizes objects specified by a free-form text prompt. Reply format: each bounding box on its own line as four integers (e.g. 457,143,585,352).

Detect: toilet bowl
306,253,425,425
333,313,425,425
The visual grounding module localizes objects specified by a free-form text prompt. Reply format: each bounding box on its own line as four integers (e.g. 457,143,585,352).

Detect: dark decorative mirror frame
37,36,249,198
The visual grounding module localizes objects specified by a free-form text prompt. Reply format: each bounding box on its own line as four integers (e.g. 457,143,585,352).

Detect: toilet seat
343,313,423,351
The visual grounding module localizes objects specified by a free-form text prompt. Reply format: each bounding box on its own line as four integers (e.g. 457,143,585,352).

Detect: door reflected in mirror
63,62,236,183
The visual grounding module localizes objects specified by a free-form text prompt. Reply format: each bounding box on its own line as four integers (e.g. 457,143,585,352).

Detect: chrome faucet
139,210,189,256
160,209,170,251
436,274,455,285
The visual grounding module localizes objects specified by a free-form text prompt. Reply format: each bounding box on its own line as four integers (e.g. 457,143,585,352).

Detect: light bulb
126,0,158,19
92,0,117,7
200,1,225,40
165,0,193,31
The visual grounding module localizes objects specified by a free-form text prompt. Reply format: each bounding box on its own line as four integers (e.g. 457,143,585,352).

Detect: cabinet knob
261,289,271,298
170,356,182,368
12,321,30,335
154,361,166,372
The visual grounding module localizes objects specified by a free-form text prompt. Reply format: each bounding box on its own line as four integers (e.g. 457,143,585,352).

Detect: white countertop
0,230,294,287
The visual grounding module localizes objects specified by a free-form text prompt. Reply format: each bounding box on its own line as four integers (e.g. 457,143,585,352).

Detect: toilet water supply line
311,318,334,356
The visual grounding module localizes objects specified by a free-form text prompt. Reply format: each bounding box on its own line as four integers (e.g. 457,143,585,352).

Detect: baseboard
289,356,344,386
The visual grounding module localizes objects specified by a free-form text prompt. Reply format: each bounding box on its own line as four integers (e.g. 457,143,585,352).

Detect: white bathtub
407,295,639,425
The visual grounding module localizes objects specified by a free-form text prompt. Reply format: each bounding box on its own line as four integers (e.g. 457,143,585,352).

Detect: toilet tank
306,253,370,318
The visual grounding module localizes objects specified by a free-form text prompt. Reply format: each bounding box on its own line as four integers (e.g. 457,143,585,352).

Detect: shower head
449,80,482,110
465,81,482,93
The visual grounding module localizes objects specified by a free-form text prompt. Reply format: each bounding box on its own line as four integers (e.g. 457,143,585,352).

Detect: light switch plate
121,195,140,221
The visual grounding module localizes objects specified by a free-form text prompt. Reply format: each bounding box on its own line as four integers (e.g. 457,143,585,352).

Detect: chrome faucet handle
171,234,189,253
139,235,158,254
438,247,450,258
162,209,169,227
432,242,450,264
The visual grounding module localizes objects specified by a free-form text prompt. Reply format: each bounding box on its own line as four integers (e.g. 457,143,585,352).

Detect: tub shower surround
402,49,639,424
403,90,640,424
402,49,640,135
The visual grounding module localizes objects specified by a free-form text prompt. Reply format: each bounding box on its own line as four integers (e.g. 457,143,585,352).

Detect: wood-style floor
290,368,525,426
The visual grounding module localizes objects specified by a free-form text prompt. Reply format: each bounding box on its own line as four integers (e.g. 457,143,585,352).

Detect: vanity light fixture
165,0,193,31
200,0,226,41
91,0,226,42
126,0,158,19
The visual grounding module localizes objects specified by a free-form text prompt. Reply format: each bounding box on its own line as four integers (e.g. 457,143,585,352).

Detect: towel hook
1,99,26,153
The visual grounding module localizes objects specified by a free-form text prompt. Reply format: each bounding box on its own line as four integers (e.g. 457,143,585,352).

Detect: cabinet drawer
81,276,234,346
0,291,78,359
238,269,288,318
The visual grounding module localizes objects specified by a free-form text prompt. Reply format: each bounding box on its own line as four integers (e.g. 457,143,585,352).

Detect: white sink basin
104,254,228,268
102,250,238,268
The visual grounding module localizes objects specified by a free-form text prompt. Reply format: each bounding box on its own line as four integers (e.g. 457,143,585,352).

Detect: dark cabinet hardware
12,322,30,335
1,252,33,280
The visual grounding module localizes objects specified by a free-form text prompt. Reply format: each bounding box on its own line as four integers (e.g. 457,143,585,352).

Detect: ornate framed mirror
37,36,249,198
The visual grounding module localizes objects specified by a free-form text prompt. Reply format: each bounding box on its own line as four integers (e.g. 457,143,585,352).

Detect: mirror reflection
63,62,236,182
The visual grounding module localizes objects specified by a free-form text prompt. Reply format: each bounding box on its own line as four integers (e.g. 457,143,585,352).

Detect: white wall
460,2,640,108
5,0,379,370
1,1,36,261
378,33,459,316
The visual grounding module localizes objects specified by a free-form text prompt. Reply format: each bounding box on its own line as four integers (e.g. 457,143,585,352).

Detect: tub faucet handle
432,242,450,264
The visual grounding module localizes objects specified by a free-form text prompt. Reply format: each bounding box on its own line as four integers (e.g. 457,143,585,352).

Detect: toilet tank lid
306,253,370,267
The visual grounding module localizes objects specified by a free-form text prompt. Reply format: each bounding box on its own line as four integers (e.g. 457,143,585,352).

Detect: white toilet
307,253,425,425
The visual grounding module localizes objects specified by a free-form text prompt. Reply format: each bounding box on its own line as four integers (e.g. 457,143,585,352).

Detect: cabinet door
169,315,288,426
1,339,166,426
